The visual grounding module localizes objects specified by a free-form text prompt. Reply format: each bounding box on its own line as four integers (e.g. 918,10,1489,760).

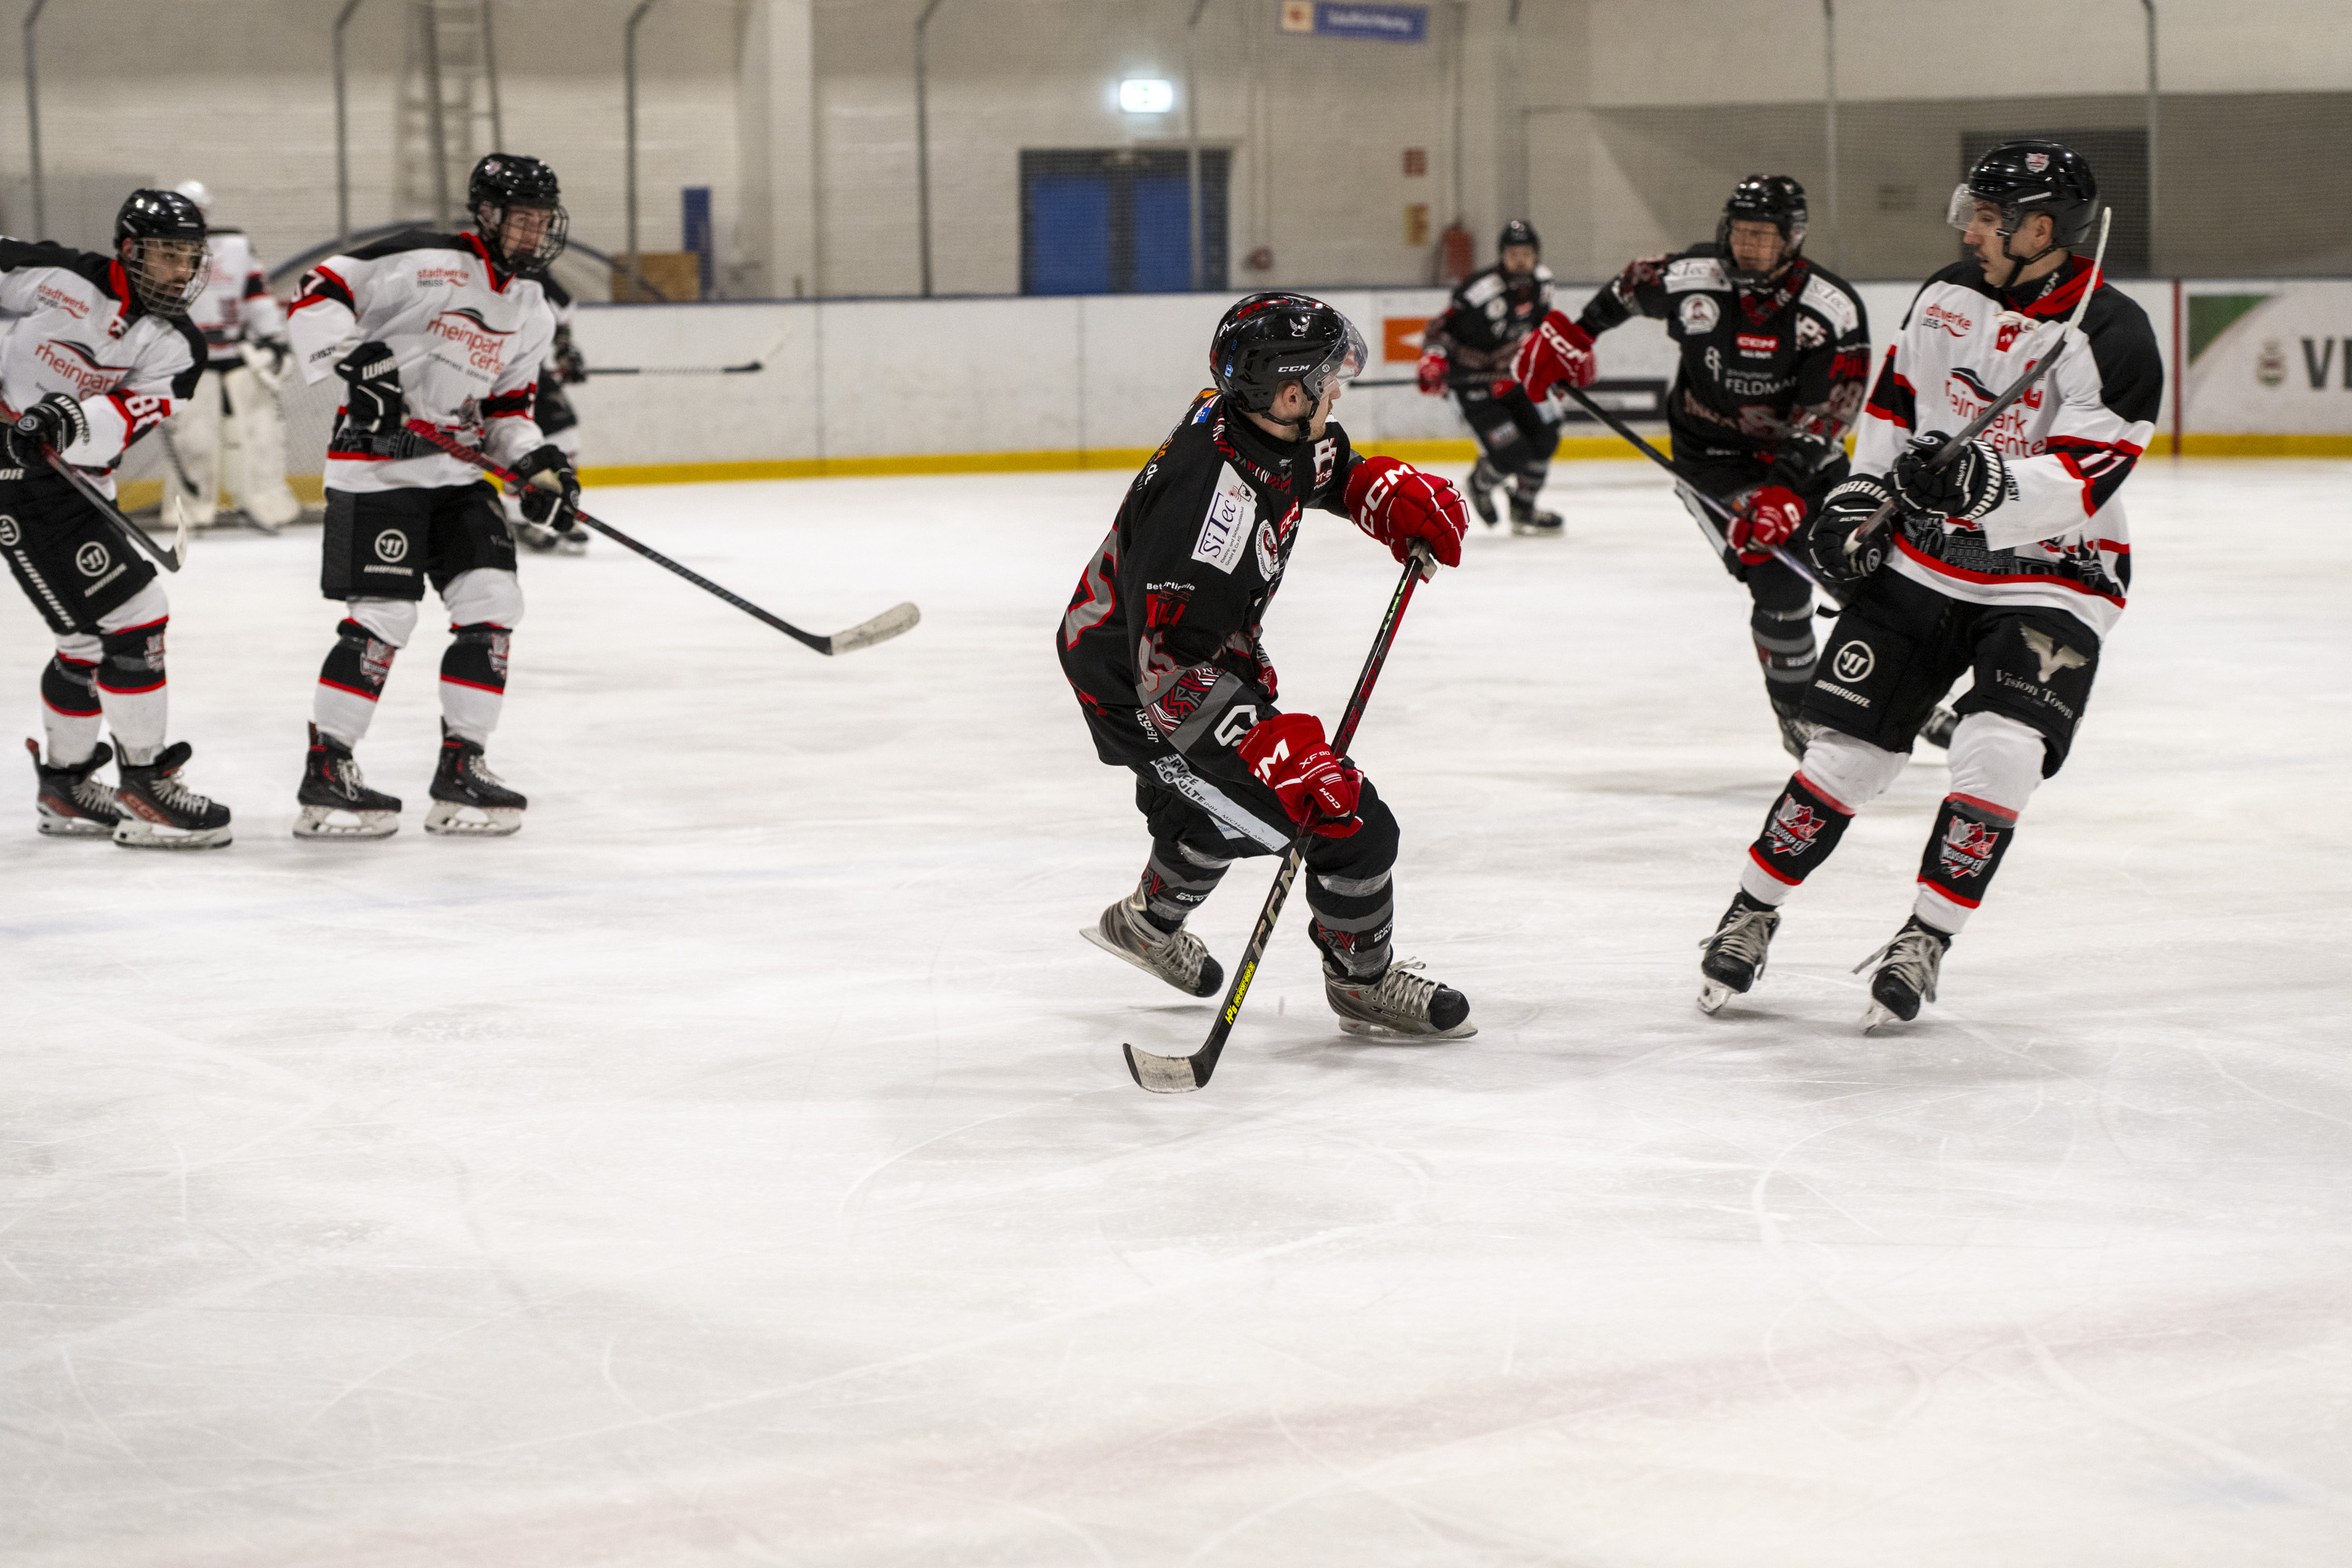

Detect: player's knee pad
96,615,168,695
41,651,100,717
347,597,419,648
1945,711,2046,817
441,622,512,694
441,567,523,630
1797,728,1906,813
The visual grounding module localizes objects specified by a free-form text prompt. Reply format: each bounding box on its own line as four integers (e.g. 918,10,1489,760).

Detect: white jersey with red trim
287,229,554,495
1857,256,2162,640
185,228,285,368
0,238,205,495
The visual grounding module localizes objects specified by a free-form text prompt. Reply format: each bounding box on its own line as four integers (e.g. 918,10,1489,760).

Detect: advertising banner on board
2180,281,2352,435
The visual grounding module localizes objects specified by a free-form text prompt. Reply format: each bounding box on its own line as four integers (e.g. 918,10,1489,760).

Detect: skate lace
464,752,508,788
1700,906,1777,973
71,774,118,814
148,770,215,814
1853,926,1944,1004
1359,959,1439,1020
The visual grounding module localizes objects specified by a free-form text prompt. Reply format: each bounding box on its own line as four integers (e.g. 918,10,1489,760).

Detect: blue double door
1021,149,1229,296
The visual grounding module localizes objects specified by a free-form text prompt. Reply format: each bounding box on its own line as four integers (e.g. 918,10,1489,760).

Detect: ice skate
27,738,122,837
1854,916,1951,1033
294,723,401,840
1697,891,1780,1014
423,721,525,837
1770,697,1821,761
1081,887,1223,998
1323,958,1475,1039
1508,492,1563,538
111,741,233,850
1918,706,1959,750
1465,459,1503,528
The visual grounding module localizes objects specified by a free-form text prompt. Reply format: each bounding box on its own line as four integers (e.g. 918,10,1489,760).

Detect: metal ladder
397,0,505,228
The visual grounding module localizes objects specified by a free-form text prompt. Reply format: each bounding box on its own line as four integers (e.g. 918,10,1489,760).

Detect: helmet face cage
477,200,570,276
1717,176,1806,284
124,238,213,315
114,188,210,317
468,154,569,276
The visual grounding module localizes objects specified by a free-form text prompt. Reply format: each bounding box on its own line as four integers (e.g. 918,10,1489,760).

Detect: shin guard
1740,771,1854,906
316,617,398,745
40,652,103,766
438,622,510,742
1915,794,2020,932
96,618,169,760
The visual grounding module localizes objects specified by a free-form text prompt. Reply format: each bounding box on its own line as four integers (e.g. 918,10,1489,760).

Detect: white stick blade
1123,1044,1202,1094
827,601,921,655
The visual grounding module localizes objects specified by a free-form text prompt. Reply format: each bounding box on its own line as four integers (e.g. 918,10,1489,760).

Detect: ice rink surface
4,456,2348,1566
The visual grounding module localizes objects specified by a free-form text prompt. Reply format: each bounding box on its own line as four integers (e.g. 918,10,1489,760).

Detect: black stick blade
1123,1042,1206,1094
826,601,921,655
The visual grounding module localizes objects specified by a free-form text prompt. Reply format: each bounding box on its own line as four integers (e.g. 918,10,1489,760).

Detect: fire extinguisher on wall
1437,220,1474,286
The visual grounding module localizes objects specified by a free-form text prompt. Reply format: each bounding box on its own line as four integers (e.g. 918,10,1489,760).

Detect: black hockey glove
7,392,89,464
1807,475,1896,593
514,445,582,533
552,325,588,385
1890,432,2010,527
335,342,405,437
249,336,292,377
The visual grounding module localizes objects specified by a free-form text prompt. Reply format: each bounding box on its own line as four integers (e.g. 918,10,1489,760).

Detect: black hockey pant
1457,382,1559,493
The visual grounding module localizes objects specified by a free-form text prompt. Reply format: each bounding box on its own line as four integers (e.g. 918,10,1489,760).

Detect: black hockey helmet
1951,140,2100,263
1497,219,1541,254
1209,292,1367,437
1716,174,1806,285
114,188,209,316
467,153,568,276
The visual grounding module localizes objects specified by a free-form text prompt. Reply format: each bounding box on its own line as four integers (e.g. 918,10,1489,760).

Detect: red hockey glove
1235,713,1362,839
1730,485,1806,566
1509,311,1597,400
1415,347,1449,395
1344,456,1466,568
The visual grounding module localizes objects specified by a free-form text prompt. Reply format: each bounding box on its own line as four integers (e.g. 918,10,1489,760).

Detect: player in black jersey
1416,220,1572,536
1060,293,1475,1040
1514,176,1872,757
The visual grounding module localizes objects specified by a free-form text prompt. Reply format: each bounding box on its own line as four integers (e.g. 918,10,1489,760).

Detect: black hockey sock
1752,601,1818,698
320,617,398,702
441,622,511,695
41,654,100,722
1308,868,1395,980
1139,838,1230,931
1745,771,1854,894
1915,793,2019,930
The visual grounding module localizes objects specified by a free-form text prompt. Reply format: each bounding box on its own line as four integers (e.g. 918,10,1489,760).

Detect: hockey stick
1123,540,1437,1095
585,331,791,379
404,421,920,656
1847,207,2112,549
2,401,185,572
1552,382,1842,604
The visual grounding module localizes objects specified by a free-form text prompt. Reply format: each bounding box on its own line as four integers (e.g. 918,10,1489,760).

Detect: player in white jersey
1693,140,2163,1031
155,181,300,532
285,153,581,840
3,189,234,847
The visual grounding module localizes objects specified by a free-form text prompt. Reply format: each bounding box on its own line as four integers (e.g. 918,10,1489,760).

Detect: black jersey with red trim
1858,255,2161,640
0,239,205,494
1422,263,1554,383
1058,390,1363,775
285,229,554,494
1577,245,1871,484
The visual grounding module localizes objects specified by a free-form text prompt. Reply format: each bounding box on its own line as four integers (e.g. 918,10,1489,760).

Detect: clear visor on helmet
1303,314,1370,399
1948,183,1992,232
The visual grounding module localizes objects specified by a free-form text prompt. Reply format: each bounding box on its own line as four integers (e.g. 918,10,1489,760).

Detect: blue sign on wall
1310,3,1427,43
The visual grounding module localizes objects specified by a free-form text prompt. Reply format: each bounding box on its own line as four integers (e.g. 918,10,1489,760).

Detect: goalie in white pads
4,190,234,848
1694,140,2161,1032
285,153,580,839
155,181,301,532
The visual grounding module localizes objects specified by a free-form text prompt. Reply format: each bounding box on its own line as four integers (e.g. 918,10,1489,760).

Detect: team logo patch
1678,294,1719,335
2024,151,2050,174
1795,315,1825,350
1764,795,1825,857
2020,626,2089,683
1831,639,1875,683
1256,516,1279,578
1938,816,2002,879
74,542,110,577
1736,333,1777,356
0,516,17,547
374,530,409,564
1191,461,1255,575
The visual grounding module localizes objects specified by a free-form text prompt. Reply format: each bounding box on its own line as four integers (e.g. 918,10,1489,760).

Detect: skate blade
294,804,400,840
1080,924,1217,998
1697,978,1737,1015
36,811,116,838
1330,1011,1478,1041
1509,523,1564,538
1860,999,1912,1035
111,819,232,851
424,801,522,837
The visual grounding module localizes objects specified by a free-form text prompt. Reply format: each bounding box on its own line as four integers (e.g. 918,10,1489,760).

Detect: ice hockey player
511,275,587,555
155,180,301,532
1513,176,1873,757
285,152,579,840
1693,140,2160,1032
1416,220,1566,535
1061,292,1476,1038
2,190,234,848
